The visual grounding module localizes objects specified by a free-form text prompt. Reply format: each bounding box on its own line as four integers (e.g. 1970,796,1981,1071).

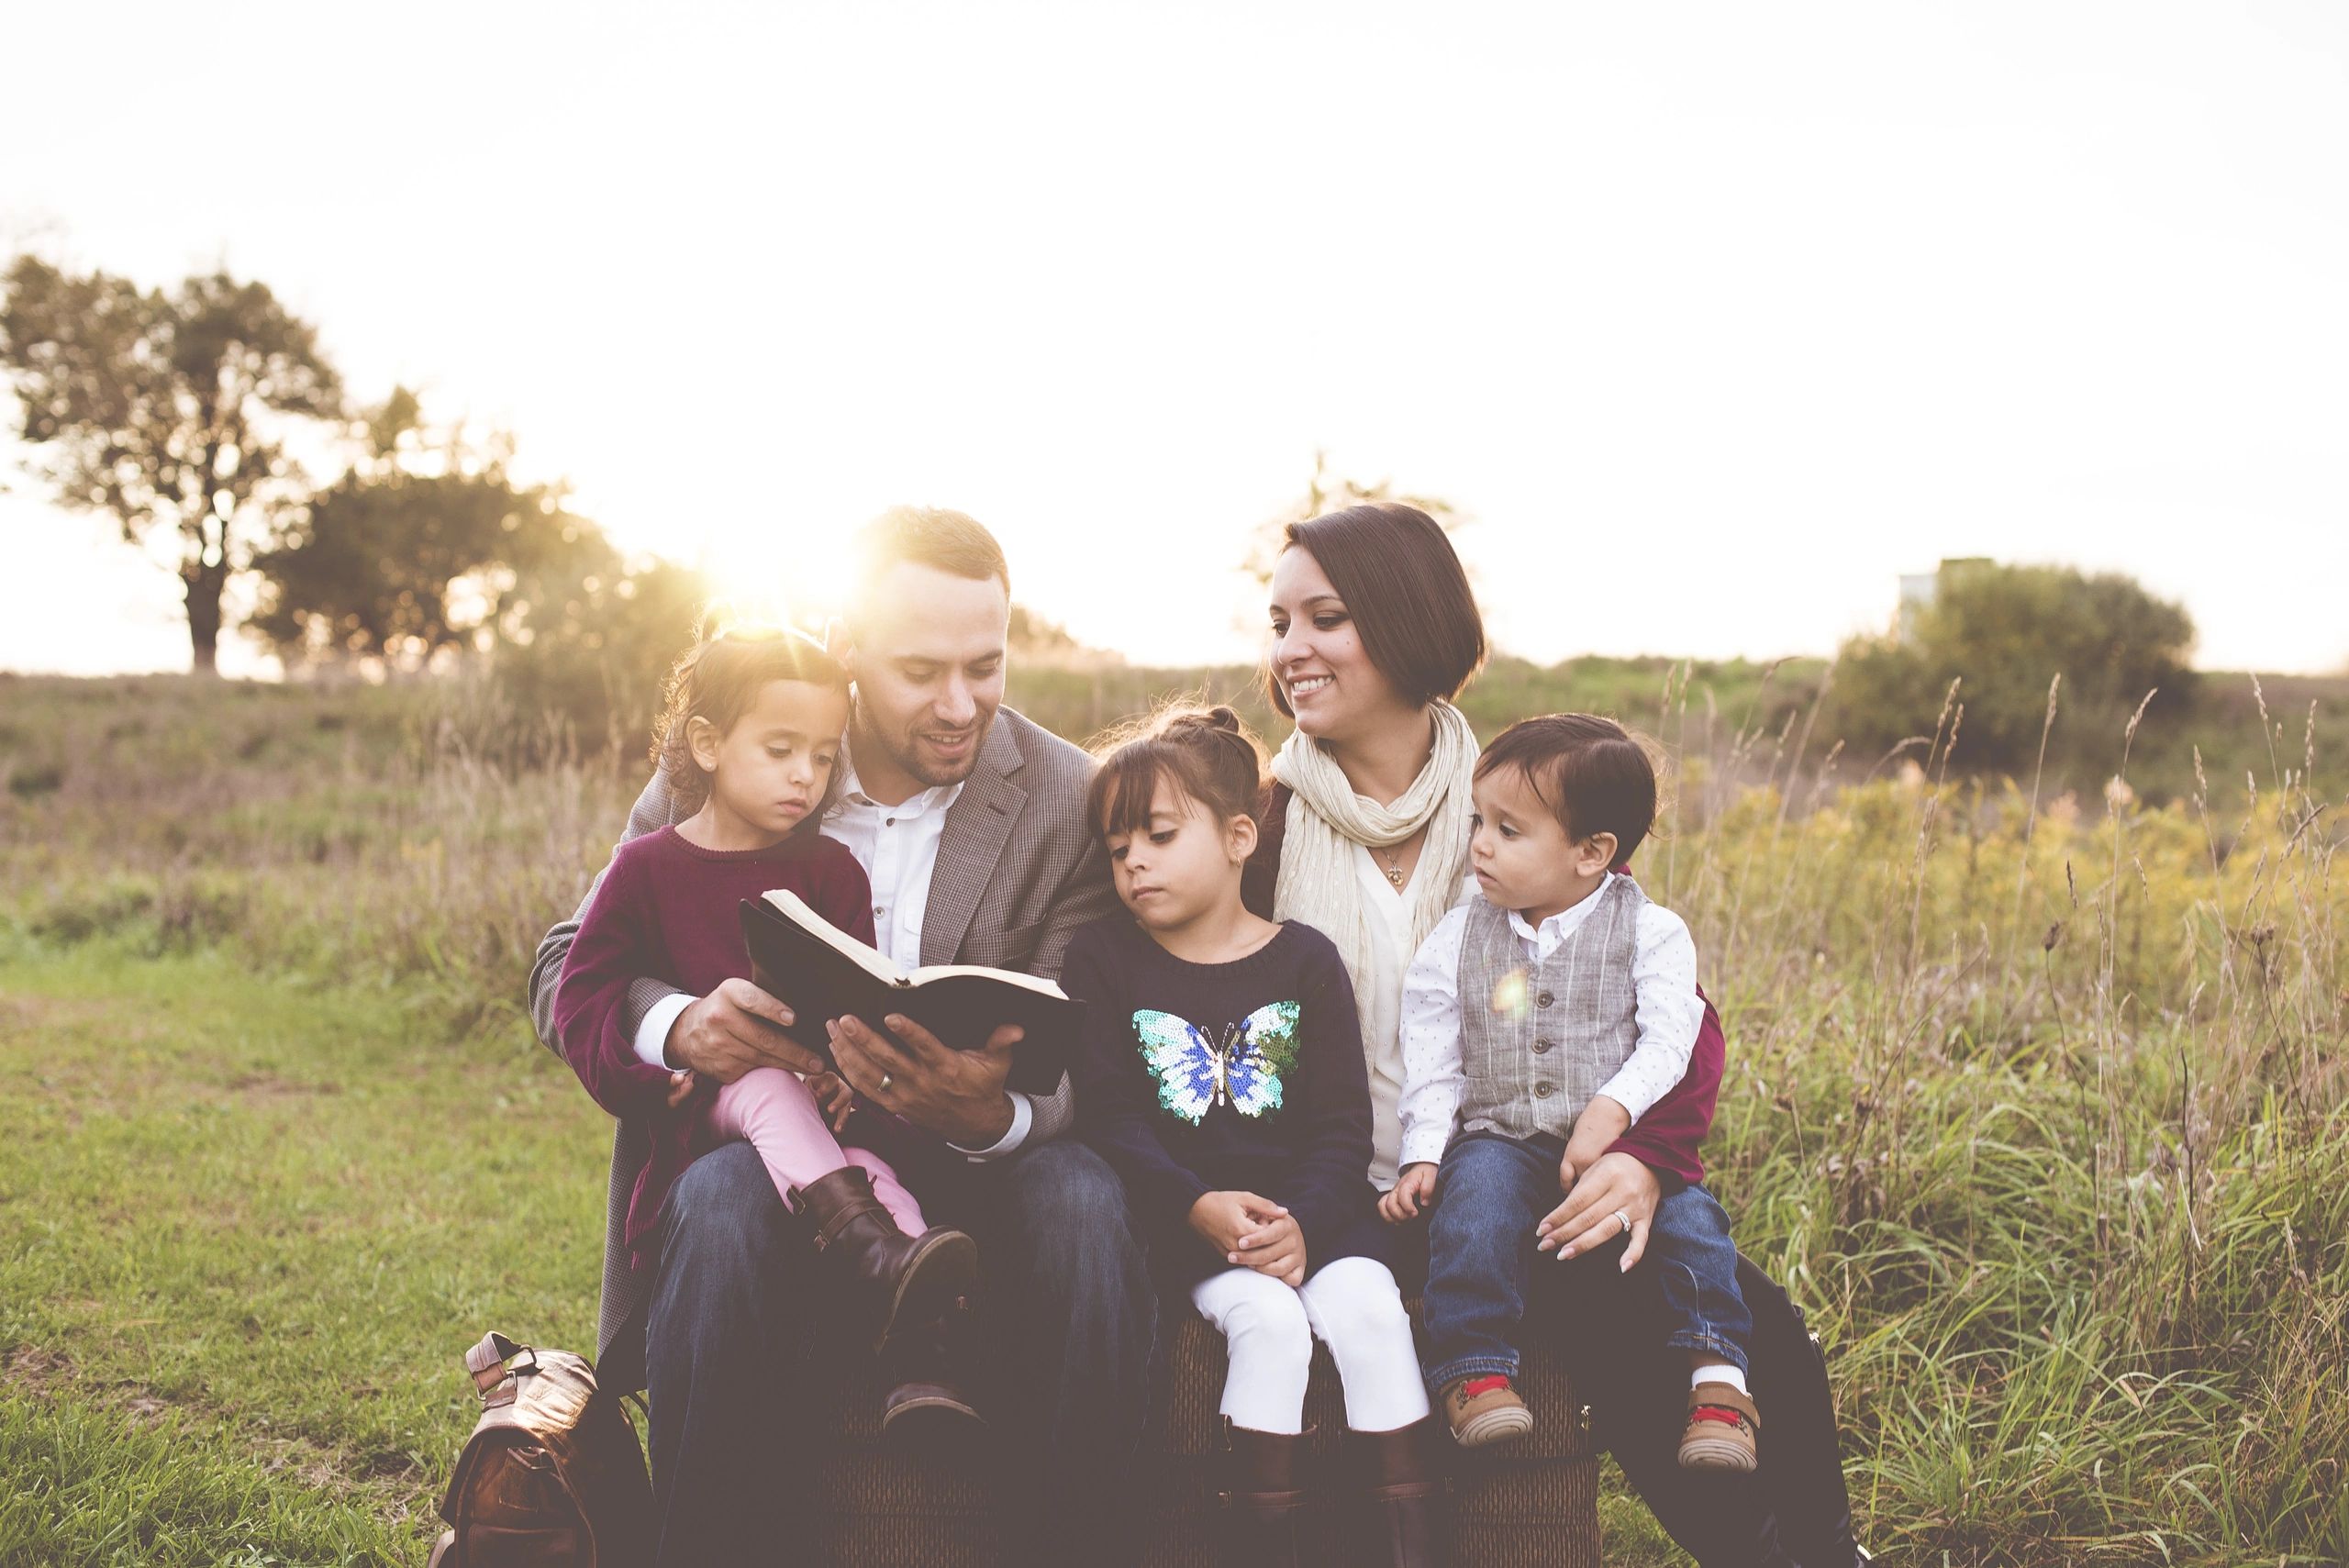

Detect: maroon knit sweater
1241,783,1720,1187
554,826,878,1263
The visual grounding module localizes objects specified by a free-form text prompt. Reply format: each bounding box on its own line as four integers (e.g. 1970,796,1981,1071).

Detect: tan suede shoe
1678,1382,1761,1472
1440,1374,1533,1448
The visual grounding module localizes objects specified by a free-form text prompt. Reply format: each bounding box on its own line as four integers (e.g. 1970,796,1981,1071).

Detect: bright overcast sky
3,2,2343,678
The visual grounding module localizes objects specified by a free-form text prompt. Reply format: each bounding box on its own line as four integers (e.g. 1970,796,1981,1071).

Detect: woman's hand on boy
1535,1151,1662,1271
1380,1163,1439,1224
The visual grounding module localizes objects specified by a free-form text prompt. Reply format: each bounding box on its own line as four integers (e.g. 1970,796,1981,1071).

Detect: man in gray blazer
527,509,1151,1566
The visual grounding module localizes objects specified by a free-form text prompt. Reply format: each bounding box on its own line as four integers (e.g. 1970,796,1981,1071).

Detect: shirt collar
834,754,964,818
1504,873,1616,947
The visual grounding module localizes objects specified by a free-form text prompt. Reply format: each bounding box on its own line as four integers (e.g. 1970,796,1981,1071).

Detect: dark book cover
739,890,1075,1096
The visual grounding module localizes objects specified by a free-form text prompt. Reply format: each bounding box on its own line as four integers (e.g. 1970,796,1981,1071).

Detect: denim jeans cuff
1665,1329,1750,1375
1424,1354,1520,1394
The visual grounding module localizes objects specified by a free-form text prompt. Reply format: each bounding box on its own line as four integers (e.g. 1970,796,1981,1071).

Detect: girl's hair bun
1165,704,1241,734
1086,700,1267,841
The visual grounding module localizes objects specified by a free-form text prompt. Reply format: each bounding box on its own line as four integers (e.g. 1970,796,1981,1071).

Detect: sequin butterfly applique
1131,1002,1301,1126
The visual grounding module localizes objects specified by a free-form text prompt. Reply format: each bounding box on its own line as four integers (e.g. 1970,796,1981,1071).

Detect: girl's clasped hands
1188,1190,1307,1286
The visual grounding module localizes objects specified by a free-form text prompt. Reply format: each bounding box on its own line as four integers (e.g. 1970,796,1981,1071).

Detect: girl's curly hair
651,615,851,824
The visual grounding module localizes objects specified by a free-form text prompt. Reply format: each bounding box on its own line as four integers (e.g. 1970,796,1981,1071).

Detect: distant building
1896,557,1993,639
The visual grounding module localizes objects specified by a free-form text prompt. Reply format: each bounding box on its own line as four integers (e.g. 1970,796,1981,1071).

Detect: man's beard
853,702,991,789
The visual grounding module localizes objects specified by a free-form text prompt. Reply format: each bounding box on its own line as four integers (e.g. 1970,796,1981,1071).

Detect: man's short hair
1265,502,1486,718
1475,713,1663,864
851,506,1010,619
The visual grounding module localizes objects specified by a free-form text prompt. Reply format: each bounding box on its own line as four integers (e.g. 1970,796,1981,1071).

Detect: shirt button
1533,1083,1555,1098
885,817,895,827
1536,991,1555,1008
1533,1040,1555,1054
873,906,884,917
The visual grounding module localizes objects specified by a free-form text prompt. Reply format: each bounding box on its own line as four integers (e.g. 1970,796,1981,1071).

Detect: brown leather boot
792,1166,977,1353
880,1295,986,1451
1216,1418,1311,1568
1348,1418,1450,1567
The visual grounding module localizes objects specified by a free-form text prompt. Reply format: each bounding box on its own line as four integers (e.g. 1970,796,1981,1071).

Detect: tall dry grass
1636,673,2347,1562
3,670,2344,1563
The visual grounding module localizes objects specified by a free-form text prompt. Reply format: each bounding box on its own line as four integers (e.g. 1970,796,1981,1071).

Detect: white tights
1188,1256,1431,1436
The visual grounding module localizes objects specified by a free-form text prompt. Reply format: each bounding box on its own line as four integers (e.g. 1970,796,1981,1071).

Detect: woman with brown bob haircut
1245,503,1866,1566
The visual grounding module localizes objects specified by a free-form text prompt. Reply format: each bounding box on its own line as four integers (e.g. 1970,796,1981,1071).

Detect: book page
759,888,909,986
905,962,1069,999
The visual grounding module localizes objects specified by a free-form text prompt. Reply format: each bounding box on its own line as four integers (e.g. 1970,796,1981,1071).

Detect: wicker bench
796,1305,1601,1568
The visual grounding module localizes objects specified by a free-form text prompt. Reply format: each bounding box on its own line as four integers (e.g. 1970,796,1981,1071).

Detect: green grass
2,670,2345,1565
0,945,608,1567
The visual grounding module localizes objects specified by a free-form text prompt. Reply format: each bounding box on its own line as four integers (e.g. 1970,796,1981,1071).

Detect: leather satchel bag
429,1331,655,1567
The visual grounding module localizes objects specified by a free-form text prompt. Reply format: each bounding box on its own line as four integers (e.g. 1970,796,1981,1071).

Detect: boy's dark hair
1475,713,1663,864
1088,704,1267,841
651,617,851,824
851,506,1010,617
1265,502,1486,718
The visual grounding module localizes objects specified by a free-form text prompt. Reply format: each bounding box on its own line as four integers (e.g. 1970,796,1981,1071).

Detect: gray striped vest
1455,875,1645,1141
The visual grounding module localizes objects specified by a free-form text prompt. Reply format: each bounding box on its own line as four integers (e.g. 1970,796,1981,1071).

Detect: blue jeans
1422,1131,1752,1392
643,1138,1158,1567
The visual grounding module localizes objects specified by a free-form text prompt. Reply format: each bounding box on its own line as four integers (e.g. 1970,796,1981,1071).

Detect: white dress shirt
1394,874,1701,1171
1350,847,1418,1193
632,762,1034,1159
821,771,964,972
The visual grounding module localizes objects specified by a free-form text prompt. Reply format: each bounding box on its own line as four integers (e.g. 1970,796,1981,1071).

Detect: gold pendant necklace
1381,847,1405,887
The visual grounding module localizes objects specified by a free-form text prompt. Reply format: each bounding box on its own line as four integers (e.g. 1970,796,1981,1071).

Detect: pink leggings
706,1067,925,1234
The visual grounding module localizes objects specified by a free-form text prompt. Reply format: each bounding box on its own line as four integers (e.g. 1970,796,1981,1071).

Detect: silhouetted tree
1,257,342,672
249,385,648,676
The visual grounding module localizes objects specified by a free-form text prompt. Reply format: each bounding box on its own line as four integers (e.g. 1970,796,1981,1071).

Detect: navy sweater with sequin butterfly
1066,913,1386,1284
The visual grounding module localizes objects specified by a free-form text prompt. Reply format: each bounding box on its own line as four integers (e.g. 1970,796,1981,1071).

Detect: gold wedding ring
877,1072,893,1094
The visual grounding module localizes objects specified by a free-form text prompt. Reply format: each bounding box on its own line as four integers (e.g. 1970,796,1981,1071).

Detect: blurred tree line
3,256,706,751
1828,559,2198,777
0,254,2245,796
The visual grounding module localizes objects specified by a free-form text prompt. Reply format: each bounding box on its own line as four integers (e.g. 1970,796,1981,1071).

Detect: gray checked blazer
525,706,1117,1382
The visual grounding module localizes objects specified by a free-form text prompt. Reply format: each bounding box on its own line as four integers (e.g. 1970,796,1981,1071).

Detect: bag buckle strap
463,1331,537,1408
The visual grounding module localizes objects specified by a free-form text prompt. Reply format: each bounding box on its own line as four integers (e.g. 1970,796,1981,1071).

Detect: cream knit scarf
1270,702,1479,1007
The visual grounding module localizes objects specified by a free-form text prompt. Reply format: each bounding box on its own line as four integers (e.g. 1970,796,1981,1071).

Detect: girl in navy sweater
1066,706,1443,1568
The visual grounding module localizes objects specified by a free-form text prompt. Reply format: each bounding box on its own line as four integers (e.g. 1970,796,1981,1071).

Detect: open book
739,889,1076,1096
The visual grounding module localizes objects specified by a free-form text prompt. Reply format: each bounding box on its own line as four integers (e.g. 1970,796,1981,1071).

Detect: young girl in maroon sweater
554,624,979,1434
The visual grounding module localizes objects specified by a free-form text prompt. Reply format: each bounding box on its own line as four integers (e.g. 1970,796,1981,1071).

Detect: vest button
1533,1082,1555,1098
1532,1039,1555,1053
1536,991,1554,1008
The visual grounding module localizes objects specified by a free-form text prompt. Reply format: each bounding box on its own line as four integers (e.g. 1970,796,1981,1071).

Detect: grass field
3,670,2345,1566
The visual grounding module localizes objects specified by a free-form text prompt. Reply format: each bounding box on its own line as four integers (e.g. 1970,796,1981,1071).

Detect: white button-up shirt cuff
949,1090,1033,1162
1397,1126,1453,1171
633,992,696,1071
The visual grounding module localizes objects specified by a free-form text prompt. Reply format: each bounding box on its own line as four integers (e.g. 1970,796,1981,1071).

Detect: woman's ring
1614,1208,1632,1237
877,1072,894,1094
